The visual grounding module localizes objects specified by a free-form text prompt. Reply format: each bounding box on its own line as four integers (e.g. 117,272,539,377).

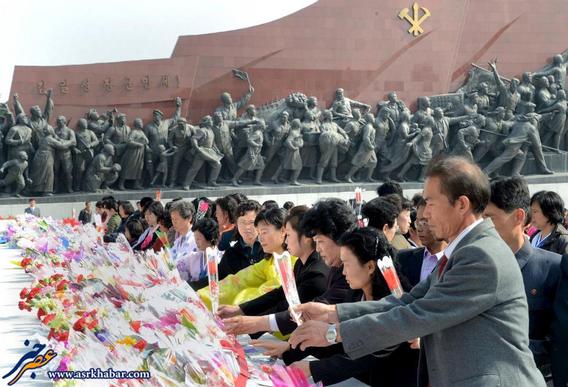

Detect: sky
0,0,317,101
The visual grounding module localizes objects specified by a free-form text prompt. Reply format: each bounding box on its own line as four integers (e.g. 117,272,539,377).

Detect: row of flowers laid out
6,215,313,386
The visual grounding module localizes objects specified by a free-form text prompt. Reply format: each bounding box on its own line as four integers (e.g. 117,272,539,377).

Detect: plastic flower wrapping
4,215,316,386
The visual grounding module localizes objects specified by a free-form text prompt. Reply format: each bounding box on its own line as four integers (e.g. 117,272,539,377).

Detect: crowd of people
53,155,568,386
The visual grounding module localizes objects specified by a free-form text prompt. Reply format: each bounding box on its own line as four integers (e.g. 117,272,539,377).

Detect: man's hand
291,361,311,378
250,339,290,358
408,338,420,349
222,315,263,335
293,302,338,323
217,304,242,319
289,320,336,351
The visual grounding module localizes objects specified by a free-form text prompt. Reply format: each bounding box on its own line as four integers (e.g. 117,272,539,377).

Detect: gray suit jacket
337,219,545,387
24,207,40,217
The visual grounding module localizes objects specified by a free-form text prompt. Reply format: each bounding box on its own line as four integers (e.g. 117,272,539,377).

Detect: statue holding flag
214,69,255,121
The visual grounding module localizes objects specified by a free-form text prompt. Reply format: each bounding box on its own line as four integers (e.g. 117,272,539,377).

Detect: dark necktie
437,254,448,279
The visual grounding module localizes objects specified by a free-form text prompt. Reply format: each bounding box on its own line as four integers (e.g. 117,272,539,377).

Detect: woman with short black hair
288,227,417,386
198,206,290,310
133,201,166,252
530,190,568,255
215,195,239,250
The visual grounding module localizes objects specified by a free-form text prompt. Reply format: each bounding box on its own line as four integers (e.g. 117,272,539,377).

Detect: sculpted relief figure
488,59,520,118
532,53,568,90
378,91,408,126
73,118,99,192
13,89,53,147
211,112,253,180
0,151,31,196
474,107,510,163
118,118,149,190
5,114,33,161
539,89,567,150
330,88,371,127
411,96,432,127
535,76,553,112
274,118,304,185
182,115,223,190
167,117,193,188
431,107,471,157
380,111,418,177
144,98,182,178
451,115,486,161
395,118,434,182
215,84,254,121
344,113,377,183
316,110,350,184
87,109,114,141
151,145,177,188
53,116,77,193
484,104,553,177
264,111,290,169
28,126,66,196
232,120,266,186
84,144,121,193
104,113,131,159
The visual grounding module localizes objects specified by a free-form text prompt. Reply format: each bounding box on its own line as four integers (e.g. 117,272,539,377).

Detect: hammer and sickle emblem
399,2,431,36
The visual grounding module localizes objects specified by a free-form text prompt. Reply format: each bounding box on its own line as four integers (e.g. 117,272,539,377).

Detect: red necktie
437,254,448,279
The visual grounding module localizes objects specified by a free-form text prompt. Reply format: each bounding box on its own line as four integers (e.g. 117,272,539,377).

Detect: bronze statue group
0,53,568,196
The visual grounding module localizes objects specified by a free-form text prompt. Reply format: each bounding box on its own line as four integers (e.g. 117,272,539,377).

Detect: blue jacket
515,239,561,368
551,254,568,387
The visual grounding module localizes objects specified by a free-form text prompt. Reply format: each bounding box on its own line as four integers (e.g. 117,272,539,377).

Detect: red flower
20,257,32,267
19,288,29,299
52,330,69,342
28,287,41,299
42,313,56,325
87,318,98,330
18,301,27,310
130,321,141,333
133,339,147,351
76,274,84,283
73,317,86,332
56,280,69,291
37,308,46,319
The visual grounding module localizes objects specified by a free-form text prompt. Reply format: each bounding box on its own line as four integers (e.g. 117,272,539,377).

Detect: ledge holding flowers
0,215,316,387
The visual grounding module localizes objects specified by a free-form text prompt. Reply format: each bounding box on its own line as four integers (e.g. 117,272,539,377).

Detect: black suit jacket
515,240,561,369
189,237,264,290
530,224,568,256
396,247,426,288
239,251,329,316
551,254,568,387
274,264,350,336
286,289,419,386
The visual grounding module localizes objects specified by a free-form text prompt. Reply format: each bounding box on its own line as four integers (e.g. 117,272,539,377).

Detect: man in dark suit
484,177,561,379
291,157,545,387
551,254,568,387
397,197,448,287
24,198,41,217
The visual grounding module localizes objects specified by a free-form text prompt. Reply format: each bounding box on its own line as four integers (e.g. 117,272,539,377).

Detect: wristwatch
325,324,337,344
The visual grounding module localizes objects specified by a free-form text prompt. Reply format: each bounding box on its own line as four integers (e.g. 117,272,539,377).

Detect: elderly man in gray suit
290,156,545,387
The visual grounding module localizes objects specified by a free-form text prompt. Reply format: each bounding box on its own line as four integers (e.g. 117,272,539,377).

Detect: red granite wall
9,0,568,125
